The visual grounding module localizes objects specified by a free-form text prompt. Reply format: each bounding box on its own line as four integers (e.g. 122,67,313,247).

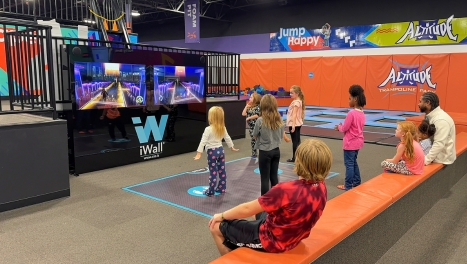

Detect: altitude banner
270,15,467,51
184,0,200,43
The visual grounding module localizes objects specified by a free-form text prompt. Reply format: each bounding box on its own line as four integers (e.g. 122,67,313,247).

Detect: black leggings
258,147,280,195
289,126,302,160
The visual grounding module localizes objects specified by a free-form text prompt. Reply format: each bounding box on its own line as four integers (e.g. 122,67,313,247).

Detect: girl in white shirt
194,106,239,196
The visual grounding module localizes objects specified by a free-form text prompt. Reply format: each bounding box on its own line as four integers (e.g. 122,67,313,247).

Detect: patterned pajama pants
381,160,413,175
248,125,257,156
205,146,227,196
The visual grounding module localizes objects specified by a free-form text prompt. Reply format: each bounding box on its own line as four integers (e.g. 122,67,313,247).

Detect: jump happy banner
184,0,200,43
270,15,467,51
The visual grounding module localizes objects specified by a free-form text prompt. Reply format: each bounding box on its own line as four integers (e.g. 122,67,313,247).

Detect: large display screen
154,66,205,105
74,62,147,110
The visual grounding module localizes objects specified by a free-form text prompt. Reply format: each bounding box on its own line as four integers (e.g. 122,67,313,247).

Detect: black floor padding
376,118,400,123
375,136,400,146
298,126,395,145
364,126,395,134
124,158,337,218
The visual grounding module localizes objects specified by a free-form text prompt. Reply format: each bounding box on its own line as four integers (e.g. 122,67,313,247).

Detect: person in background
418,92,456,165
208,139,330,255
194,106,239,196
161,89,178,142
417,119,436,156
381,121,424,175
242,93,262,158
252,95,290,196
335,85,366,191
286,85,305,162
100,106,128,142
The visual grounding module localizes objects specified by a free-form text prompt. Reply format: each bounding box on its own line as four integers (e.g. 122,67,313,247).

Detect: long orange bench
406,112,467,134
210,132,467,264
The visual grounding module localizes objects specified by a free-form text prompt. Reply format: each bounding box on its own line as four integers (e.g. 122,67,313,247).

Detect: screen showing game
74,62,146,110
153,66,205,105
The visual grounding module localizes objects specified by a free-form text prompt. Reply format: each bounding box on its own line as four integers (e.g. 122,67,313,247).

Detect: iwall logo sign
132,115,168,160
378,60,437,96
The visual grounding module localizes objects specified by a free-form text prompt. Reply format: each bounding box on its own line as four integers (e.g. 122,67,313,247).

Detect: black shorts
219,211,268,252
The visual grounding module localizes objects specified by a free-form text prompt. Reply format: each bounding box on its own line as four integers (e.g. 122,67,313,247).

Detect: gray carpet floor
0,131,465,263
376,172,467,264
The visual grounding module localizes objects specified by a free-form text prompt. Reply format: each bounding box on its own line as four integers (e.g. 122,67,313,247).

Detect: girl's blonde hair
208,106,226,139
290,85,305,120
398,121,417,163
294,139,332,182
249,93,262,108
260,94,283,130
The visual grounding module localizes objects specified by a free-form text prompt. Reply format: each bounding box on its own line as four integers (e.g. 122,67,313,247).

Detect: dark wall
0,121,70,212
135,0,467,42
207,100,246,140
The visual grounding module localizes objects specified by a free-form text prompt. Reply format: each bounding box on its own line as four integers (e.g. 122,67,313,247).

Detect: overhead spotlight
84,19,96,24
131,10,140,17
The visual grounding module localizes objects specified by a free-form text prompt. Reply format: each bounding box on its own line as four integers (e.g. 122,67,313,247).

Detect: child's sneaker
203,189,214,197
337,185,350,191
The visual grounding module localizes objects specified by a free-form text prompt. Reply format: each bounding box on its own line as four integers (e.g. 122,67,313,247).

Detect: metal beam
204,0,224,3
229,2,270,9
176,1,184,11
133,15,182,25
133,2,156,8
155,6,231,22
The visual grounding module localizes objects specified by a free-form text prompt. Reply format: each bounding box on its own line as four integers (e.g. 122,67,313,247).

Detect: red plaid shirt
258,180,327,253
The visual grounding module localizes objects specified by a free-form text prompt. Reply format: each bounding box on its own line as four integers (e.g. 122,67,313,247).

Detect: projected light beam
104,63,120,76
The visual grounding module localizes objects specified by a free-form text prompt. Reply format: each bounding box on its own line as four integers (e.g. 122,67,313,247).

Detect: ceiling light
131,10,140,17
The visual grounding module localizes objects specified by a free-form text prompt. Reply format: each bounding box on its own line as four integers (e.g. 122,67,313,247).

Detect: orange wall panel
254,59,273,90
445,53,467,113
387,55,419,111
416,54,449,108
300,57,322,106
239,52,467,114
319,57,343,107
240,59,257,89
365,55,392,110
276,97,294,107
341,56,368,107
286,58,302,89
272,59,287,89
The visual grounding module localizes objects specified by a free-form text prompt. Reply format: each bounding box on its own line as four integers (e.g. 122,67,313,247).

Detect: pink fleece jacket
338,109,366,150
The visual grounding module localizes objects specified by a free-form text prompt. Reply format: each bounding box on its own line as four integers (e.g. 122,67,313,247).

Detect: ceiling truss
0,0,301,26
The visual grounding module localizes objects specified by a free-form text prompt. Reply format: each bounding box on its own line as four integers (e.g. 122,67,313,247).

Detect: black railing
1,26,240,118
49,37,240,103
0,0,93,24
1,19,57,118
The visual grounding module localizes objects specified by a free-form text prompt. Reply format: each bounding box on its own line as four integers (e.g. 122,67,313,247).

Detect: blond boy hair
294,139,332,181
